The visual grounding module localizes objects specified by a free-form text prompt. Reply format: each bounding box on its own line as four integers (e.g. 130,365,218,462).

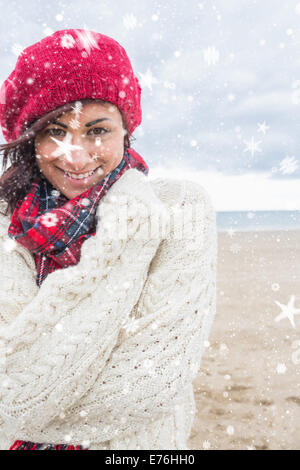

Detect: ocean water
216,210,300,232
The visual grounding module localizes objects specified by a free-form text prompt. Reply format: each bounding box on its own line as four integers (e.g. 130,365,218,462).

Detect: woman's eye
89,127,108,136
46,128,65,137
45,128,108,137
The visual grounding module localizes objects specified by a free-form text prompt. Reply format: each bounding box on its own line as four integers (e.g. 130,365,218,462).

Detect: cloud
149,166,300,211
0,0,299,210
226,91,296,116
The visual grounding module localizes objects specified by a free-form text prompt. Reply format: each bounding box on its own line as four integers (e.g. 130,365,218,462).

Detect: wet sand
188,230,300,450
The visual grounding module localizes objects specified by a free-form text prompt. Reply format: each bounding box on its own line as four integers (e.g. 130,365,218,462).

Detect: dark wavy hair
0,98,135,217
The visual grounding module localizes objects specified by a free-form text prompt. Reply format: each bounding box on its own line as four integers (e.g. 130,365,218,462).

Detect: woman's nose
66,134,92,170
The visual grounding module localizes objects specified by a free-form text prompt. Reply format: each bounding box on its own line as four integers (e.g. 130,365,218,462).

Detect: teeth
65,169,96,179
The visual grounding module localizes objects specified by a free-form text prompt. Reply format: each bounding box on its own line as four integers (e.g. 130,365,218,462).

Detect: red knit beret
0,28,142,143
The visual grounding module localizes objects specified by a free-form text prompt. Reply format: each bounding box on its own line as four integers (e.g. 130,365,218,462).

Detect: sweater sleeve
0,172,168,436
16,181,218,447
0,206,38,327
0,202,39,448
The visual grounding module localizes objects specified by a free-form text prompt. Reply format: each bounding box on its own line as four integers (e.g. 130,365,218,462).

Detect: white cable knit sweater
0,168,217,450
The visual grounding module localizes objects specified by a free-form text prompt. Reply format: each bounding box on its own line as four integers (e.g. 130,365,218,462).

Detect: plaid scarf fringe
9,440,88,450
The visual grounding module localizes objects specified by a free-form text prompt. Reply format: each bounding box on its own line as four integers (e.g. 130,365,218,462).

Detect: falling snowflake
74,30,101,55
278,156,299,175
55,323,63,332
164,81,176,89
123,13,137,30
226,425,234,435
11,43,25,56
230,243,241,254
257,121,270,135
51,189,60,198
71,101,83,117
65,202,75,212
219,343,229,356
50,131,83,162
243,137,262,157
138,68,159,91
69,118,81,130
81,198,90,207
40,212,59,228
271,283,280,292
226,227,236,238
276,363,287,374
44,27,54,37
203,46,220,66
122,316,140,334
67,102,83,129
274,295,300,329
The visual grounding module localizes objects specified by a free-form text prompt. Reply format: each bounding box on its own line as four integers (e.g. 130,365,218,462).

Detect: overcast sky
0,0,299,210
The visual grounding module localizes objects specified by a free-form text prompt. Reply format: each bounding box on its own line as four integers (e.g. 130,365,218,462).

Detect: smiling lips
56,166,103,183
57,166,101,176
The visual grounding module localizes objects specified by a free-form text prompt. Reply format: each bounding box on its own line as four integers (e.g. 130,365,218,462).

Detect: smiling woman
0,97,134,212
0,28,217,451
34,101,127,200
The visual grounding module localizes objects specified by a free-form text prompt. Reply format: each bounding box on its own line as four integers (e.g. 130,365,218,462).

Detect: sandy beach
188,229,300,450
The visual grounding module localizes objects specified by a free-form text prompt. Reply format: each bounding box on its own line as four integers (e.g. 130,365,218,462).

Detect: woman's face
34,101,126,199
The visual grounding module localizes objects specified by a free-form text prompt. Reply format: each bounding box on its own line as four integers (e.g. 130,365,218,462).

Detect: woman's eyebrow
51,118,112,128
85,118,112,127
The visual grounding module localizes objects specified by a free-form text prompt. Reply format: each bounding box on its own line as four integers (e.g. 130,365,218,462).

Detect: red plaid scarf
8,148,148,288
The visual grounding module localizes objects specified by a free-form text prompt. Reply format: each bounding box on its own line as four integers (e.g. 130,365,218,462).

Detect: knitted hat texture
0,29,142,143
